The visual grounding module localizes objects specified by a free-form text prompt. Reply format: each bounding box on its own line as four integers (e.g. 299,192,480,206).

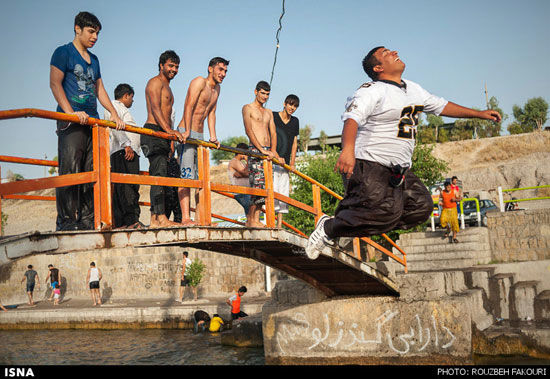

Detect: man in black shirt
46,264,62,302
273,94,300,228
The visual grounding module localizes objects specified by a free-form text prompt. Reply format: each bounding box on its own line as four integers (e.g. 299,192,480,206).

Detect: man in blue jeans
49,11,124,231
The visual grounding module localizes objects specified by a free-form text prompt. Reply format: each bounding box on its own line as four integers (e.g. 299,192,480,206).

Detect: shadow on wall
102,281,113,303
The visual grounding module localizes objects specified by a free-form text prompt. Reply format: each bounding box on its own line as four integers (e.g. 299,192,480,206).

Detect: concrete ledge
0,297,267,330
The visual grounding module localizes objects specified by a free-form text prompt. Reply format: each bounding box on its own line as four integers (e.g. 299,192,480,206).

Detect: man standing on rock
306,46,501,259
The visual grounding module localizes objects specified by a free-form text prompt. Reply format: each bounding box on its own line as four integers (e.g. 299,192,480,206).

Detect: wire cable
269,0,286,88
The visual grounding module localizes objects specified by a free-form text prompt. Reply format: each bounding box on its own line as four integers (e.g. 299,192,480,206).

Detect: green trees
508,97,548,134
298,124,313,152
186,258,206,301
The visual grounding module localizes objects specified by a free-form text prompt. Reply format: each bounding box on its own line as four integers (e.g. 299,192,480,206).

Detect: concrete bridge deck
0,226,399,298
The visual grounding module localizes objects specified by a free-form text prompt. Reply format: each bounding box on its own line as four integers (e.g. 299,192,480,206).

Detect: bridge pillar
262,280,472,365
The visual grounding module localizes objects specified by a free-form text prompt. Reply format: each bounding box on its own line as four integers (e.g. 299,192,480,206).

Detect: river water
0,329,265,365
1,329,548,366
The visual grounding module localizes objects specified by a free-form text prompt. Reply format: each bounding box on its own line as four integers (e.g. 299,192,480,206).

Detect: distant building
303,134,341,151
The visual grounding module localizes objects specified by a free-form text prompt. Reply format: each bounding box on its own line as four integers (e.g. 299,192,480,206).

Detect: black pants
111,149,140,227
140,124,171,215
56,122,94,231
324,159,433,238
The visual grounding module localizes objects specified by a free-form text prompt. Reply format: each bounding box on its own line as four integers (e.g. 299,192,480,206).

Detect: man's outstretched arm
440,101,502,122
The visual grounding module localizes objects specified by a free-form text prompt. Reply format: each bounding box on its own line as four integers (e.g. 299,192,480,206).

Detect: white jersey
341,79,448,167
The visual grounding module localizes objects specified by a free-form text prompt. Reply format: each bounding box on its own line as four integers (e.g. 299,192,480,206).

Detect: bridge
0,109,407,297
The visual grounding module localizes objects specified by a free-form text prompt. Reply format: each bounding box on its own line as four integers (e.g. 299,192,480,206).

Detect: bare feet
246,220,265,228
180,218,199,226
151,214,180,228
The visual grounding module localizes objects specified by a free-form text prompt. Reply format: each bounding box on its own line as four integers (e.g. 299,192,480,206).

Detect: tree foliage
411,142,449,187
452,96,505,140
298,124,313,152
187,258,206,287
508,97,548,134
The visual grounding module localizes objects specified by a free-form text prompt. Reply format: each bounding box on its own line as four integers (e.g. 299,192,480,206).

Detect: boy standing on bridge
306,46,501,259
104,84,143,229
176,57,229,225
273,95,300,228
141,50,185,228
242,81,281,227
49,11,124,231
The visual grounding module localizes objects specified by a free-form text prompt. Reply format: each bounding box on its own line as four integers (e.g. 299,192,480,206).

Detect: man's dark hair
28,265,33,269
255,81,270,92
362,46,384,80
48,264,53,268
74,12,102,32
235,142,249,156
114,83,134,100
183,251,188,257
209,57,230,68
452,176,458,181
159,50,180,71
444,181,451,187
238,286,247,293
284,94,300,107
90,262,96,267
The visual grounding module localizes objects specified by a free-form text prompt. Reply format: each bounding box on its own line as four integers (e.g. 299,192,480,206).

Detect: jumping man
306,46,501,259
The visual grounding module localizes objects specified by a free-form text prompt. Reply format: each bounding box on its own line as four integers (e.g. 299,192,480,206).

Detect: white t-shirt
341,79,448,167
104,100,140,155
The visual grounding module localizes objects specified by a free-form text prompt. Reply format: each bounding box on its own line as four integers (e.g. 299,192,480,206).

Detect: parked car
461,199,498,226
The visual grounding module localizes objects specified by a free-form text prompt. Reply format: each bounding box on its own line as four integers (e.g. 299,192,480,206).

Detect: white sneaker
305,215,334,260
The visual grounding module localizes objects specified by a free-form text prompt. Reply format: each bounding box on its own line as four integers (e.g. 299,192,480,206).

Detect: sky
1,0,549,179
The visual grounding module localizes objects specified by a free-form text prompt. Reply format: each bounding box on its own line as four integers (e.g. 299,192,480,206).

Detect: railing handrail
0,108,407,271
497,185,550,212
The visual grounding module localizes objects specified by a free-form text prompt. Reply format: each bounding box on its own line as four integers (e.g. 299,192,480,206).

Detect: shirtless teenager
141,50,185,228
176,57,229,225
242,81,281,227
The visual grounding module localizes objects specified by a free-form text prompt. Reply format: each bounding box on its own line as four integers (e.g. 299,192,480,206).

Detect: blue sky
1,0,549,179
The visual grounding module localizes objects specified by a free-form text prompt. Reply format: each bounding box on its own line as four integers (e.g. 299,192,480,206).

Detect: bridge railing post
312,183,321,225
92,124,112,230
0,166,2,236
264,159,275,227
197,146,212,226
353,238,361,260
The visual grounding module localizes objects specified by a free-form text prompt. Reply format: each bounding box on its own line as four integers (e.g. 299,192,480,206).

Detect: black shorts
26,283,35,293
324,159,433,238
89,281,100,289
231,311,248,320
180,276,190,286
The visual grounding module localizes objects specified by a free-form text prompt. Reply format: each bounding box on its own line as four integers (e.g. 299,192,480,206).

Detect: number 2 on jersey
397,105,424,139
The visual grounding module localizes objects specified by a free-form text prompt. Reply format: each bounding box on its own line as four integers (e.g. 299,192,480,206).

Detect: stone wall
486,209,550,262
0,246,281,305
262,280,474,365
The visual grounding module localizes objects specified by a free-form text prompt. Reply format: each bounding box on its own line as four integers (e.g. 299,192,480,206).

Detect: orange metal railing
0,108,407,272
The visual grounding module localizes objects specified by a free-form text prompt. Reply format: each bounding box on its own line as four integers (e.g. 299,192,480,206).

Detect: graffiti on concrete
275,310,456,355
